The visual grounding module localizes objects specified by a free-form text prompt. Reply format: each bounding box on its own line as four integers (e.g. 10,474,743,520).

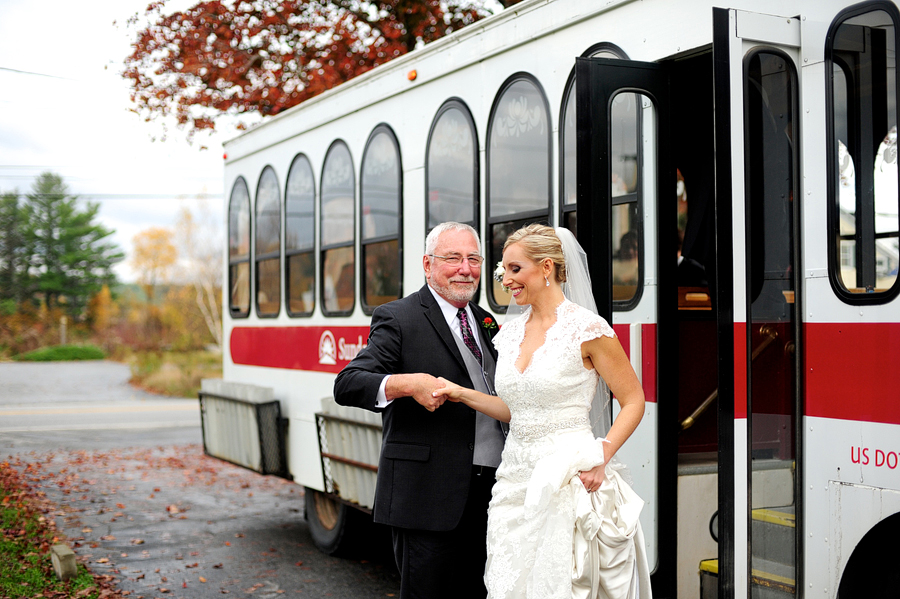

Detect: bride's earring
545,276,550,287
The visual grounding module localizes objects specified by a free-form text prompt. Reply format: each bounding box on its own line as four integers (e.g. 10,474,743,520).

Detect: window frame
425,97,480,235
228,176,252,319
254,165,282,319
559,42,644,312
825,0,900,304
486,72,553,312
360,123,404,316
284,153,317,318
319,139,357,317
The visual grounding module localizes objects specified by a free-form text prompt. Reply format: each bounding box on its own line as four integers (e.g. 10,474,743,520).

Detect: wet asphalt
0,361,400,598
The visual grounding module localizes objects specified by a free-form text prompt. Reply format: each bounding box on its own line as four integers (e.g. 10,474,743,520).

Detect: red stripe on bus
232,323,664,399
614,324,630,355
612,323,657,404
643,323,657,404
735,321,748,419
230,326,371,373
805,322,900,425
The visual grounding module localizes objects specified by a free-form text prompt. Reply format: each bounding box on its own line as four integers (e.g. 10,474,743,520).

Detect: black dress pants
391,467,495,599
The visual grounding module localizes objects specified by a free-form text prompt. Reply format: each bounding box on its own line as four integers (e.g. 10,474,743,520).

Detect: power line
0,66,76,81
1,193,222,200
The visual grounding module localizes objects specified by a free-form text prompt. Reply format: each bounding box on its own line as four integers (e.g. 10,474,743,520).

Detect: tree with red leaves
123,0,524,141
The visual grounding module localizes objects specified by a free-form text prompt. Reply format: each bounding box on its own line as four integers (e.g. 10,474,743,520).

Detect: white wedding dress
486,299,651,599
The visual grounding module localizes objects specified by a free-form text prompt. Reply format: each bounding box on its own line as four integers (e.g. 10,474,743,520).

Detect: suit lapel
418,286,468,371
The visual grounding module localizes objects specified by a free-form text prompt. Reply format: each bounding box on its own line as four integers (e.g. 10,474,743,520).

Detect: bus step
699,559,795,599
751,507,795,566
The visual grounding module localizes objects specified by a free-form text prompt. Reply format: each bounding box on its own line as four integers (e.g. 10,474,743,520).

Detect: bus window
609,91,642,305
745,48,801,588
361,125,402,314
828,6,900,301
255,166,281,317
321,140,355,315
487,73,551,311
561,46,642,308
285,154,315,316
228,176,251,318
560,75,578,230
426,99,479,231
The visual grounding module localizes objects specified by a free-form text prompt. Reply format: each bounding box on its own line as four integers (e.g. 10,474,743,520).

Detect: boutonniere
481,316,498,330
493,262,509,292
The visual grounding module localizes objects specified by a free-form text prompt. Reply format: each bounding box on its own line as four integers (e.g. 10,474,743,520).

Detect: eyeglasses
429,254,484,268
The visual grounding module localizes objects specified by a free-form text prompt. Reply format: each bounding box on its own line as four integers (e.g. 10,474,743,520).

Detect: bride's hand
578,463,606,493
432,377,465,403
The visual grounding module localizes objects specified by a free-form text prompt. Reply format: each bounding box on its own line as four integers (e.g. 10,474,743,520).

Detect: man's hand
385,373,446,412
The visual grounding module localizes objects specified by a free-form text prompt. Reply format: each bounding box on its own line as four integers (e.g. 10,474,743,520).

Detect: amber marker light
407,70,417,81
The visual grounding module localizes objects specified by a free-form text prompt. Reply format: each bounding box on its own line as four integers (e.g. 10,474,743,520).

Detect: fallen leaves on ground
2,444,313,598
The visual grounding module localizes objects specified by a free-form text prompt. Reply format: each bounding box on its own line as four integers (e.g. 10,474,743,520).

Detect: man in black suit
334,222,504,599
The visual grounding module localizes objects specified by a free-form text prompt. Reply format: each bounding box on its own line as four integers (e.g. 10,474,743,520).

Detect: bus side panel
805,417,900,594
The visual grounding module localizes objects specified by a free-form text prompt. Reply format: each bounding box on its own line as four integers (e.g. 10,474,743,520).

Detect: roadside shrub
14,344,105,362
129,350,222,398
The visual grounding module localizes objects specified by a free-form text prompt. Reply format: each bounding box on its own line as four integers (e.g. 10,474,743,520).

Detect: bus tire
304,487,366,556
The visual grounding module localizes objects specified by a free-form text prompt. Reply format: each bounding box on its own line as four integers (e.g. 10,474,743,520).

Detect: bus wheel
304,487,363,556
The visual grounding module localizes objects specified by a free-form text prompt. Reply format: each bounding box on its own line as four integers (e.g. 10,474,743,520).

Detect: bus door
575,57,677,595
578,9,805,599
711,8,804,599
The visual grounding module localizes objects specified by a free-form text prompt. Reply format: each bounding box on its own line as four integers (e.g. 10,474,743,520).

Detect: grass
128,349,222,398
0,462,108,598
14,344,106,362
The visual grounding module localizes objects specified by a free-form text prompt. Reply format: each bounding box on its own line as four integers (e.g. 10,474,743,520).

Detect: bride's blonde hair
503,224,567,284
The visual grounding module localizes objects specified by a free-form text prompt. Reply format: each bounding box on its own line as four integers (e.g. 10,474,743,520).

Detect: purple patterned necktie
457,308,482,362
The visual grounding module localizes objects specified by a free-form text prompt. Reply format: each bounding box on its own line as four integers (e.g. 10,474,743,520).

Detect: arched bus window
426,98,479,232
228,176,251,318
320,140,356,315
255,166,281,317
361,124,402,314
285,154,316,316
486,73,552,311
560,43,643,309
827,3,900,303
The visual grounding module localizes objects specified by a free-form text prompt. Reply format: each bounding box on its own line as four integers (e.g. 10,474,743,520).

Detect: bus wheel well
837,511,900,598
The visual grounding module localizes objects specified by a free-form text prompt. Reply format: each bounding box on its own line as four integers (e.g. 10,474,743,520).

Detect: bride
433,224,651,599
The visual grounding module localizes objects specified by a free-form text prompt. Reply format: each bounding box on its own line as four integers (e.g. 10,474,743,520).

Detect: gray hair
425,222,481,256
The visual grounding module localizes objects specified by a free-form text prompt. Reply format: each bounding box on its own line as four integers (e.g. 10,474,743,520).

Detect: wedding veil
504,226,613,439
555,227,614,440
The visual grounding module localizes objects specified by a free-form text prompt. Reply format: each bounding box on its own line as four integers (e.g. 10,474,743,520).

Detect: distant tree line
0,172,123,318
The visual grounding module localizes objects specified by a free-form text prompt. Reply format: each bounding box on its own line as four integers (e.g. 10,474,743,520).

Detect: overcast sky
0,0,227,282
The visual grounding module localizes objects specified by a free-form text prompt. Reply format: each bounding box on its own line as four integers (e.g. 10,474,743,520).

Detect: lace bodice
492,299,615,441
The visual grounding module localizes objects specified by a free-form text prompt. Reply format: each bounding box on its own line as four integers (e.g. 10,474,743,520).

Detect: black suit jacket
333,285,500,531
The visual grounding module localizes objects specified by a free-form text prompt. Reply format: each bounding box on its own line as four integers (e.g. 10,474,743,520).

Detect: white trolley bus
204,0,900,597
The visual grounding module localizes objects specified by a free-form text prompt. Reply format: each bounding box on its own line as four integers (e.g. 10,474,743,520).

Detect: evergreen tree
21,172,124,315
0,190,26,303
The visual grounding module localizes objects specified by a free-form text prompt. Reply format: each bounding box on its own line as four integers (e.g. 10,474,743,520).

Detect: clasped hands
398,373,464,412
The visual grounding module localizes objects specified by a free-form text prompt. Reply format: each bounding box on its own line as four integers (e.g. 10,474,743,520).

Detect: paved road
0,360,400,598
0,360,177,404
0,361,200,449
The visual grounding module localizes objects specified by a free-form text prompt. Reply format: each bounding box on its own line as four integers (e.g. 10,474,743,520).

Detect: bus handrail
680,325,779,432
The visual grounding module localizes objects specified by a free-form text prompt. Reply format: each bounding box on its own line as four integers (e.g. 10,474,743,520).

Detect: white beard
430,278,477,304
